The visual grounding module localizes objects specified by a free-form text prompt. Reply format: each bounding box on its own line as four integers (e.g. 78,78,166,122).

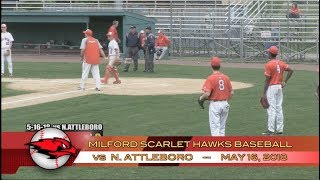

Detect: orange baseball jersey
108,25,119,42
264,59,289,85
156,35,170,47
84,36,100,65
202,71,233,101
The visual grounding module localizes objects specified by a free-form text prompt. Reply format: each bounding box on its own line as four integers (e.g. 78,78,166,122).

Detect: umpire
123,26,140,72
143,26,155,73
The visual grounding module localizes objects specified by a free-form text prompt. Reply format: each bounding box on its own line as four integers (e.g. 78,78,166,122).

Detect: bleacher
242,0,319,60
1,0,319,60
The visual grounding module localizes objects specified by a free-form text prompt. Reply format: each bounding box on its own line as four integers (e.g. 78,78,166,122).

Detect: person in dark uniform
143,26,155,73
123,26,140,72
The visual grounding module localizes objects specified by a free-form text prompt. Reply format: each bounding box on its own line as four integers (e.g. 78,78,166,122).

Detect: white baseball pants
1,49,13,74
208,101,230,136
80,62,101,89
266,84,284,133
108,55,117,68
154,46,168,60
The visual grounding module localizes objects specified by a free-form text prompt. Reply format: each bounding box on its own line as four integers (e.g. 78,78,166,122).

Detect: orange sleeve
113,29,118,40
202,77,213,93
282,61,289,71
264,64,271,77
114,30,119,40
226,77,232,91
155,38,159,47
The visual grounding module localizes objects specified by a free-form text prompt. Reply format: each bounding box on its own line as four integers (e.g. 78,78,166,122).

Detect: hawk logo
26,128,77,170
26,138,76,159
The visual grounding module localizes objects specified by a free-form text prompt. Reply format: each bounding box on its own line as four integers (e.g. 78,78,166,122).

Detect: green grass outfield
1,62,319,179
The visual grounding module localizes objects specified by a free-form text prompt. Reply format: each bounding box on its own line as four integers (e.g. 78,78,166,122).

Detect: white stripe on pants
1,49,13,74
80,62,101,89
208,101,230,136
266,84,284,133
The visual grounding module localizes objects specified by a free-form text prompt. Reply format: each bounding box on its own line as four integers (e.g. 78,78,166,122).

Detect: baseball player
139,30,147,71
262,46,294,135
108,20,120,43
154,30,170,60
1,24,14,77
198,57,233,136
101,32,121,84
139,30,146,54
79,29,107,91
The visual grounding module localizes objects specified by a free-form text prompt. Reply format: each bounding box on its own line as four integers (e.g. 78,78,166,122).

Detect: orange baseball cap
83,29,93,36
268,46,278,55
210,56,221,66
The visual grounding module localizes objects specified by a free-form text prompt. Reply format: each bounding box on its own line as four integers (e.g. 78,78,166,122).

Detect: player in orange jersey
198,57,233,136
107,20,120,43
262,46,294,135
154,30,170,60
79,29,107,91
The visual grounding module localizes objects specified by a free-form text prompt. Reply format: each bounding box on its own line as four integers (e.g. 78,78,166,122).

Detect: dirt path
1,77,253,110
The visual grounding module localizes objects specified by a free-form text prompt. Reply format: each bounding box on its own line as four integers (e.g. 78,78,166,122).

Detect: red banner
1,132,319,174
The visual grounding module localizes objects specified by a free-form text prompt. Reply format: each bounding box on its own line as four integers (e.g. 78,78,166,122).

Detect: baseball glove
260,96,269,109
198,97,205,109
4,49,10,56
113,57,122,67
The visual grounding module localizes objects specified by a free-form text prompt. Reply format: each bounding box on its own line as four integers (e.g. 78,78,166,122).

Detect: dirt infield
13,54,318,72
1,77,253,110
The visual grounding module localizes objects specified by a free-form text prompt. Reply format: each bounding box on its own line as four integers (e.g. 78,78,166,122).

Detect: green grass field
1,62,319,179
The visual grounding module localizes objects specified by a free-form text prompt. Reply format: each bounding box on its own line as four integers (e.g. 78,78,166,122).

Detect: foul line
2,88,95,105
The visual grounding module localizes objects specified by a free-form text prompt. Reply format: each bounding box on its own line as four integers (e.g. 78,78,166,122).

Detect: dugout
1,10,156,53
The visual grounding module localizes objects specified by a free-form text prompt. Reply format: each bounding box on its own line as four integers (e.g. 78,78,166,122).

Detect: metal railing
2,0,319,61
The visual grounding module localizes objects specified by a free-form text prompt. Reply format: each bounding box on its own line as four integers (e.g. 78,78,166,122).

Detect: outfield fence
2,0,319,62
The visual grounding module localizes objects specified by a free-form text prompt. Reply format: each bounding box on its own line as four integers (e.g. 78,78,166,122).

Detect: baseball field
1,56,319,179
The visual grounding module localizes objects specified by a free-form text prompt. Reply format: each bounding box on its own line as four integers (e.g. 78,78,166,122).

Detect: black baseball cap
145,26,151,30
130,26,136,29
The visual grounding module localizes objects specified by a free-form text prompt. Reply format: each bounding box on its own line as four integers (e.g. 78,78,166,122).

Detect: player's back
84,37,100,65
206,72,232,101
265,59,289,85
